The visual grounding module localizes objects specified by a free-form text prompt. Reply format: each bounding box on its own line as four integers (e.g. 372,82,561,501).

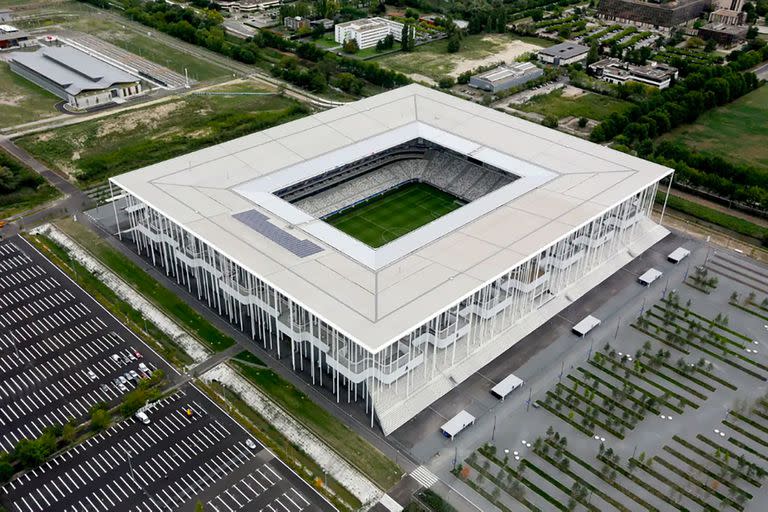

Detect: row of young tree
650,141,768,210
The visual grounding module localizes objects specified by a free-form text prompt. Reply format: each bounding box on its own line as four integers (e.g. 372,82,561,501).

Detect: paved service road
1,385,336,512
0,236,175,453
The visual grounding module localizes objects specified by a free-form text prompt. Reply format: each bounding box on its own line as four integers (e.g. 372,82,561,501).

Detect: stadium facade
108,85,673,435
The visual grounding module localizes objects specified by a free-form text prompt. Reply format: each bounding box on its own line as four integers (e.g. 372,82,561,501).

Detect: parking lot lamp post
587,339,593,361
124,447,138,488
453,447,458,471
559,361,564,381
614,315,621,340
526,388,532,411
491,414,497,442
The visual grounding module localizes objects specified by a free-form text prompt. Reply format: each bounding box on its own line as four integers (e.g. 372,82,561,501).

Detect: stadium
108,84,673,435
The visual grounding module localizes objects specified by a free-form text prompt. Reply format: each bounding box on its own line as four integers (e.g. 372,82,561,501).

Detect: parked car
245,439,257,450
87,370,98,381
133,350,143,359
111,354,124,365
138,362,150,374
135,411,150,425
129,370,140,381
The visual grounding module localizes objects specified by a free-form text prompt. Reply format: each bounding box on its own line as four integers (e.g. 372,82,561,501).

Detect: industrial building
334,17,407,50
9,46,142,110
537,41,590,66
588,58,678,89
468,63,544,93
597,0,710,28
0,25,31,50
108,84,673,435
698,22,749,45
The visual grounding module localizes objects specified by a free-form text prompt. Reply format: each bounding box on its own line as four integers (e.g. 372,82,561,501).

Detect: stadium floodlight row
108,85,673,435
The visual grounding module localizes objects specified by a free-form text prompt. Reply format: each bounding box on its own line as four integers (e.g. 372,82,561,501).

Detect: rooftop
10,46,138,95
111,84,672,352
473,62,540,83
538,41,589,59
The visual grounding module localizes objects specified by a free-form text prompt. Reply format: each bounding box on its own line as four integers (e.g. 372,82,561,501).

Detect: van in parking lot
111,354,124,365
138,362,150,374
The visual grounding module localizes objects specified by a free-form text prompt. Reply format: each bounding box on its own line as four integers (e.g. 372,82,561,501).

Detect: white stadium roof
111,84,672,352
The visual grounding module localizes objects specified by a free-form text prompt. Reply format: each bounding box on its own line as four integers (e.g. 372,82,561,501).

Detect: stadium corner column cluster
107,84,674,435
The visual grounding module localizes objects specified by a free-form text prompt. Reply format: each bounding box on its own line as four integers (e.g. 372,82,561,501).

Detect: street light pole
491,414,497,442
124,447,138,488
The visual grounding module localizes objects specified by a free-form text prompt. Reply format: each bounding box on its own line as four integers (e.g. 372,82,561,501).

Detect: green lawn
517,88,633,121
231,359,403,490
0,62,61,129
658,192,768,243
17,85,307,186
325,182,464,247
374,34,545,80
54,219,236,352
660,85,768,171
0,149,59,218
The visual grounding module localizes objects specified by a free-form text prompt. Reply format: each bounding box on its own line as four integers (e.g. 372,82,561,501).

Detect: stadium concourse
107,84,674,436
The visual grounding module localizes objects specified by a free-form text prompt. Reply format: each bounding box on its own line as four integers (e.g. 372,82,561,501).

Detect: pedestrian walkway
410,466,439,489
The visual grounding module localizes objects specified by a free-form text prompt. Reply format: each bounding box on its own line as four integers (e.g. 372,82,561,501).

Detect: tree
543,115,558,128
342,39,359,54
447,33,461,53
578,117,588,128
90,409,110,431
401,23,414,52
438,76,455,89
195,501,205,512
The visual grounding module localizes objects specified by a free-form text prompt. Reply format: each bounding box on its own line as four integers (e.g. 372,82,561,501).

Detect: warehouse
537,41,590,66
108,84,673,435
9,45,142,110
469,62,544,93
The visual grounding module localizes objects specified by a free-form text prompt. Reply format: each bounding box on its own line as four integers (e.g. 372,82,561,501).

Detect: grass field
231,359,403,490
54,219,236,352
0,62,61,129
517,88,632,121
374,34,550,80
64,15,230,82
661,85,768,170
0,149,59,218
17,83,307,186
325,182,463,247
658,192,768,243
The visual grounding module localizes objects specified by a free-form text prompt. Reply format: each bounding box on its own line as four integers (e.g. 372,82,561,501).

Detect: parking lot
1,385,335,512
0,236,174,453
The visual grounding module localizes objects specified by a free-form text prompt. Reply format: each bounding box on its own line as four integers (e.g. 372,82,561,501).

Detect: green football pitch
325,182,465,248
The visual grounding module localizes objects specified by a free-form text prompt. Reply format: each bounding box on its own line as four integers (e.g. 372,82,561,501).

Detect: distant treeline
590,66,760,144
651,141,768,212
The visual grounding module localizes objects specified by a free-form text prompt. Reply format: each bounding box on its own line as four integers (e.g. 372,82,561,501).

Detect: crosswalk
410,466,439,488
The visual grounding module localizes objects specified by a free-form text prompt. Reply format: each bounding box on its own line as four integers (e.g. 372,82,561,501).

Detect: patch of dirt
408,73,437,86
560,85,586,98
96,100,184,138
0,96,24,107
450,38,543,77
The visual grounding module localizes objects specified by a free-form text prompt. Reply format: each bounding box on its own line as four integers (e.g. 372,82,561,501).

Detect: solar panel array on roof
233,210,323,258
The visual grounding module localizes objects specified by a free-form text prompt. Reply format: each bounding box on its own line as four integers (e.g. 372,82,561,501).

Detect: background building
9,46,142,110
469,62,544,93
334,17,406,49
537,41,589,66
284,16,310,31
0,25,31,50
589,58,678,89
597,0,710,28
108,85,672,435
